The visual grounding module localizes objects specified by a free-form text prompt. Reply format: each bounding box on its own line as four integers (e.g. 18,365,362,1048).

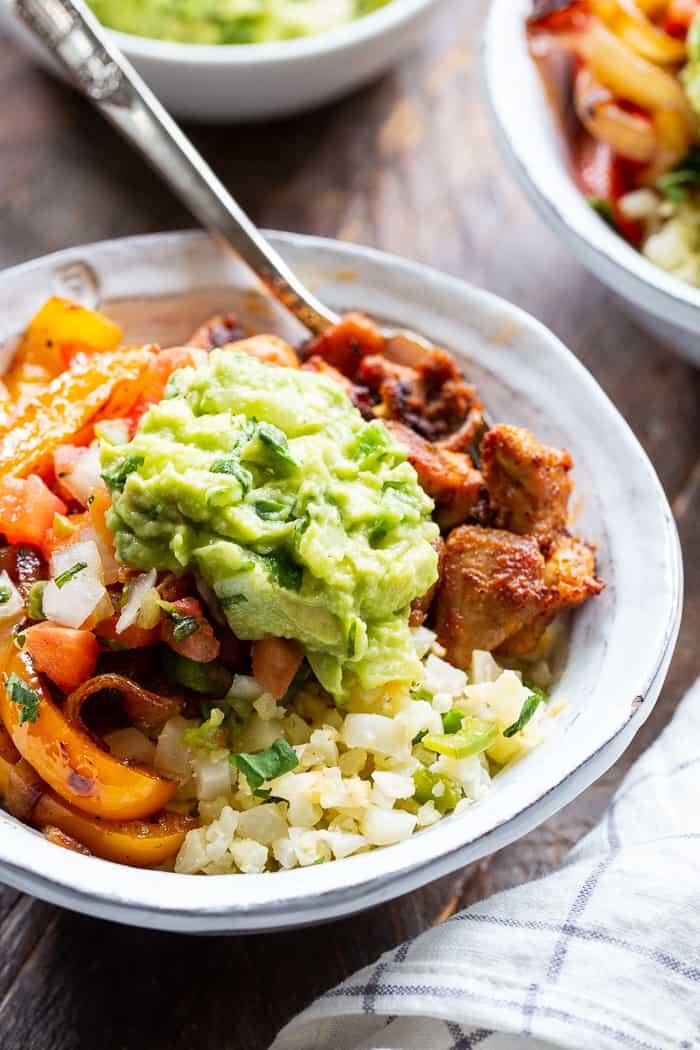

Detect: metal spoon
13,0,435,363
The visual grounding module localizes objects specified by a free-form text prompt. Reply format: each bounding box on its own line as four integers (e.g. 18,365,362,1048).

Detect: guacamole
103,350,439,702
88,0,392,45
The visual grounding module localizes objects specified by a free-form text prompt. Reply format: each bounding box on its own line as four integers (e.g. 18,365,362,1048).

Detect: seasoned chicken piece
302,355,376,419
188,313,247,350
359,349,484,449
499,533,604,656
481,424,573,542
301,313,386,375
386,421,484,531
222,334,299,369
435,526,551,667
410,536,446,627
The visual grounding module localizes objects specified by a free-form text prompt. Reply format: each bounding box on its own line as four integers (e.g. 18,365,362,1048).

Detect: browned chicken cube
481,424,573,541
358,349,483,450
188,313,246,349
386,421,484,530
301,313,386,375
499,533,604,656
435,526,551,667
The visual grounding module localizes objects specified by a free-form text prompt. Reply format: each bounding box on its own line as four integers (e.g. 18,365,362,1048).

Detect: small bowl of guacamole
43,0,444,121
88,0,393,46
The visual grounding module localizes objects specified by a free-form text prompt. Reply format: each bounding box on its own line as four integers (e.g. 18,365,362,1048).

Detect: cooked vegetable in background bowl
0,291,603,875
527,0,700,287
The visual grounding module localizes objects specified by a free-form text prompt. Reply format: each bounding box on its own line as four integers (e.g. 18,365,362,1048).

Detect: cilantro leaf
101,454,144,492
503,689,548,738
6,673,41,724
157,600,201,642
261,551,303,592
54,561,87,589
586,196,617,229
230,738,299,796
209,456,253,493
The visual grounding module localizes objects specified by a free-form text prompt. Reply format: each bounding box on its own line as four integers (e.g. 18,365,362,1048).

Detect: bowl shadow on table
3,871,472,1050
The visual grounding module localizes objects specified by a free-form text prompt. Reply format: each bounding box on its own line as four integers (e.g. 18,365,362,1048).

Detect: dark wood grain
1,2,699,1047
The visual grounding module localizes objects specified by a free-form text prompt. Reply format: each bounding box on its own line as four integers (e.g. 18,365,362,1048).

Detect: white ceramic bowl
484,0,700,367
0,0,445,122
0,231,682,933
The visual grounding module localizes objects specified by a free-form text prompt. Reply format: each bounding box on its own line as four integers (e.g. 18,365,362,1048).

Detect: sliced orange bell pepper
0,645,175,820
0,749,192,867
0,345,156,478
3,297,123,404
32,792,194,867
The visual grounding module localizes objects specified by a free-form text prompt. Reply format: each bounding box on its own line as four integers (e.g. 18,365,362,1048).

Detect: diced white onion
360,805,417,846
59,445,106,507
94,419,130,445
43,540,107,628
103,727,156,764
372,770,415,800
470,650,502,685
0,571,24,622
116,569,157,634
192,754,232,801
342,713,411,757
237,804,288,845
424,653,467,698
227,674,265,702
411,625,436,659
154,716,195,782
618,189,659,222
230,839,269,874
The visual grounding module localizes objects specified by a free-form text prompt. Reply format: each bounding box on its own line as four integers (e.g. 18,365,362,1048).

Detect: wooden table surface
1,2,699,1047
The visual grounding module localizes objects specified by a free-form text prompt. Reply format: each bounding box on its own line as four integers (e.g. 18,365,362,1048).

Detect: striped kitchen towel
272,679,700,1050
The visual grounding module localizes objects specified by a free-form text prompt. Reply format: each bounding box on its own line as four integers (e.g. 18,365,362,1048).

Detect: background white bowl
0,0,445,122
484,0,700,368
0,231,682,933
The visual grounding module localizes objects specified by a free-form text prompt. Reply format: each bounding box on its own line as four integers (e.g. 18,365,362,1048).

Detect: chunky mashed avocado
88,0,391,45
103,350,439,702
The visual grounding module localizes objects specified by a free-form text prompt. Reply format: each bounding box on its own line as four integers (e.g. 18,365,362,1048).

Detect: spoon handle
14,0,339,336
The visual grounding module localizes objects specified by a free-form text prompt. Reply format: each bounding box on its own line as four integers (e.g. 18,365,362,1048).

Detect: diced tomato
664,0,700,38
95,614,160,651
24,623,98,694
572,134,643,245
252,638,303,701
160,597,220,663
0,475,66,555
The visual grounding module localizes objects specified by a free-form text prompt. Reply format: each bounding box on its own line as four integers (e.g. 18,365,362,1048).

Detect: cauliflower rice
155,628,554,875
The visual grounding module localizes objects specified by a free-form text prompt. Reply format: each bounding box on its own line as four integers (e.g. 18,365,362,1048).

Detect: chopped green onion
27,581,47,621
503,690,547,738
54,562,87,589
441,709,465,734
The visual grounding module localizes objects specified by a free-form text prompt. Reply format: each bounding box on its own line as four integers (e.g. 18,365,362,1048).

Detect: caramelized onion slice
65,673,182,734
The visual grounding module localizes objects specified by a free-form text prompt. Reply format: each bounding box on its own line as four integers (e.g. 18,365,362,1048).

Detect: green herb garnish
0,585,12,605
261,551,303,592
657,148,700,201
503,689,548,738
101,454,144,491
54,562,88,588
209,457,253,493
6,673,41,724
230,738,299,796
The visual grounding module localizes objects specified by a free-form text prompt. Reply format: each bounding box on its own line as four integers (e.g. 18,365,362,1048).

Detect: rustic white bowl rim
483,0,700,337
0,231,682,933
